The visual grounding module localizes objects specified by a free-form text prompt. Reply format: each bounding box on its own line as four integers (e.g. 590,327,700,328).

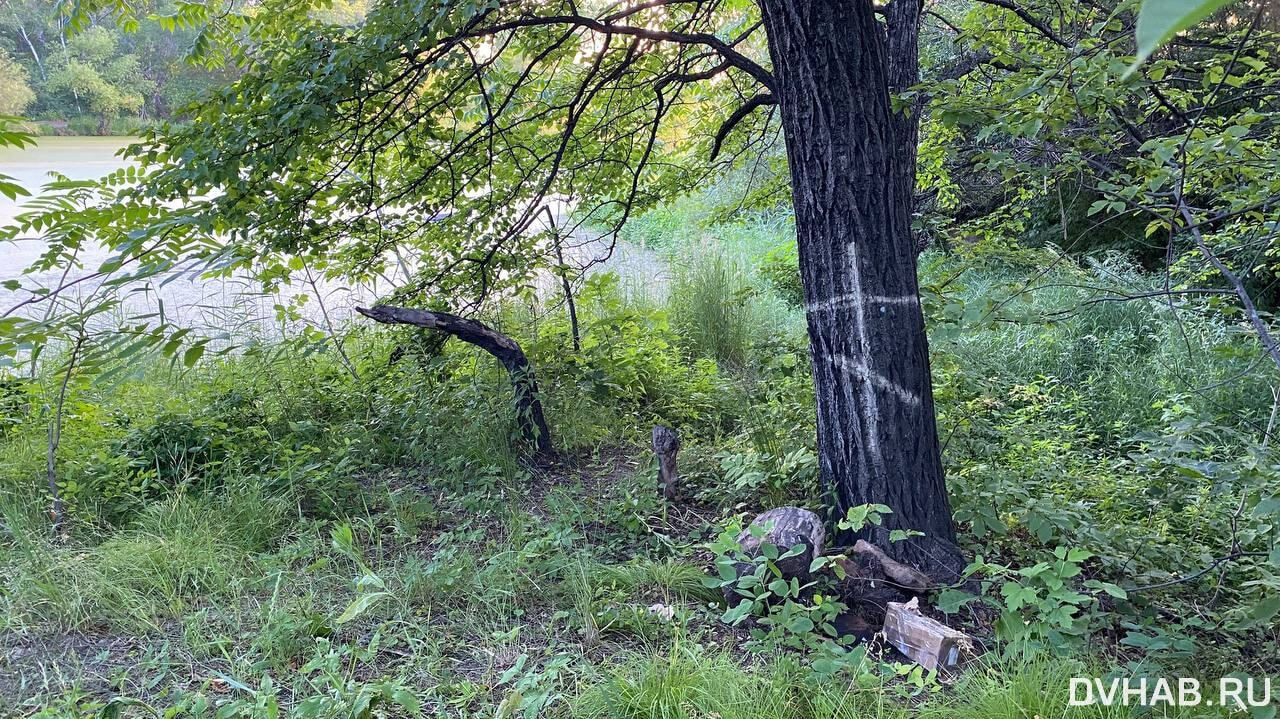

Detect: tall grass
571,643,775,719
669,249,755,369
2,481,293,631
667,244,798,371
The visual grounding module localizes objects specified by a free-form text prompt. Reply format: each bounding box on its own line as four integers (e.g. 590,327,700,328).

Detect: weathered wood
852,540,930,592
827,540,931,609
356,305,553,456
651,425,680,501
882,598,973,672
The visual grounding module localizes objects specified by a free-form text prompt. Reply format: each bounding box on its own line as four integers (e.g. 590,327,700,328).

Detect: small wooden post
652,425,680,501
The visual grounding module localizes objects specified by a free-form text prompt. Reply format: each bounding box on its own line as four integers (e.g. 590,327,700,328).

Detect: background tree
0,50,36,115
45,27,152,132
0,0,251,129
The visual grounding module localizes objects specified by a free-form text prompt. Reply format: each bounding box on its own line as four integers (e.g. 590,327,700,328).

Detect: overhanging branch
710,92,776,160
972,0,1070,48
454,12,777,92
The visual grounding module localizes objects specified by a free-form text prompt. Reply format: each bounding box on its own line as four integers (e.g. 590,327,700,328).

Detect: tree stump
651,425,680,501
724,507,825,603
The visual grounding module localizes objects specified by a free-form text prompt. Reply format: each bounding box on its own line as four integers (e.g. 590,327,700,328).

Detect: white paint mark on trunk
843,240,884,481
834,354,922,407
806,293,917,314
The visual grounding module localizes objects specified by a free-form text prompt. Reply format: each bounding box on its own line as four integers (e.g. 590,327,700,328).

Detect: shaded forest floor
3,446,742,711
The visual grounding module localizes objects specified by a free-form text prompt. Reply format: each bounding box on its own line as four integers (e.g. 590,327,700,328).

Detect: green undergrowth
3,201,1279,715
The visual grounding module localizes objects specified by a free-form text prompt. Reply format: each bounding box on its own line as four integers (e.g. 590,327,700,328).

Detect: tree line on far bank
0,0,367,133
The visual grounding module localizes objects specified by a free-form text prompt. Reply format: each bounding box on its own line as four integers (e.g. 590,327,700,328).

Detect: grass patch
3,482,292,631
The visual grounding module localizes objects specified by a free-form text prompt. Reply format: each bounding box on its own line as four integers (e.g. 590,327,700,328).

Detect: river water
0,136,362,335
1,137,135,277
0,137,664,344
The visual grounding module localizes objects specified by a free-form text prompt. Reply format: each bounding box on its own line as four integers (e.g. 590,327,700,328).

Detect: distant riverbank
14,116,172,137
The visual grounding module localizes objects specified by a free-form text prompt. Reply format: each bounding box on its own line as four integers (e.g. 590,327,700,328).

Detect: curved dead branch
356,305,554,457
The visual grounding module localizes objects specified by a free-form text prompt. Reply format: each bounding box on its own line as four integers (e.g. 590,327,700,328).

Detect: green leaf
936,588,978,613
336,591,390,624
788,616,814,634
779,543,806,560
721,598,754,625
1001,581,1038,611
182,343,205,367
0,179,28,201
889,529,923,543
1254,496,1280,517
1242,595,1280,628
1085,579,1128,599
1066,548,1092,563
1129,0,1239,74
1248,705,1276,719
390,687,421,715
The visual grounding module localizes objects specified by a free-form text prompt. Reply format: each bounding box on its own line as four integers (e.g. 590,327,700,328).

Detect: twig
1126,552,1268,594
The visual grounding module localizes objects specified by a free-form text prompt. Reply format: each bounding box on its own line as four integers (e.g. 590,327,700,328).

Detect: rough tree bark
885,0,928,253
356,305,554,456
758,0,961,578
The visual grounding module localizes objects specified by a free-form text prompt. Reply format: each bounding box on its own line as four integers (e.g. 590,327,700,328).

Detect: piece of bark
882,598,974,672
828,540,931,609
832,553,912,609
651,425,680,501
852,540,930,592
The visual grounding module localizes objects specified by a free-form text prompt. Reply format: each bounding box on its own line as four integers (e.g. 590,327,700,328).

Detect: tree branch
1126,551,1268,593
356,305,554,456
710,92,776,160
972,0,1070,47
456,12,777,92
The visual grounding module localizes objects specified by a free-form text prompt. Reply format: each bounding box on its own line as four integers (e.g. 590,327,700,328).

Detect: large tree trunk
356,305,554,457
758,0,961,578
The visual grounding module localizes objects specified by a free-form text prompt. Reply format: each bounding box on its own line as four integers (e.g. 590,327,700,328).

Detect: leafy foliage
3,0,1280,714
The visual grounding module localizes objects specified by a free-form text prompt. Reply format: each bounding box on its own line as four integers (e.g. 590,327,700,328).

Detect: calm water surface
0,137,375,333
0,137,663,340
